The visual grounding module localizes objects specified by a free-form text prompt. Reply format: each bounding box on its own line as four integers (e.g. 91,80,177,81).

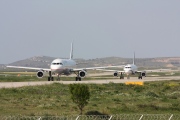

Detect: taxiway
0,76,180,88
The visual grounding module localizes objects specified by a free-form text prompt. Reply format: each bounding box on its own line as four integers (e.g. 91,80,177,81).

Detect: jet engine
113,72,118,77
141,72,146,77
37,71,44,78
79,70,86,78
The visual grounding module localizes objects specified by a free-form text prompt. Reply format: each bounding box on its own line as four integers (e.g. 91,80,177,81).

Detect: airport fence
0,114,180,120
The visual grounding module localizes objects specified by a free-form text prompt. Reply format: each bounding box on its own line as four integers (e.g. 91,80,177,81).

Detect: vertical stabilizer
133,52,135,65
70,42,73,59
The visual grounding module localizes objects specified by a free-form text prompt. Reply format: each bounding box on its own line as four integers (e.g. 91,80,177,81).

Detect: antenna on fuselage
133,52,135,65
70,42,73,59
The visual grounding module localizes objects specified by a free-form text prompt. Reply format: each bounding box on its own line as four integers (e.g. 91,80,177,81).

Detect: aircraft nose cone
125,70,132,75
50,65,61,72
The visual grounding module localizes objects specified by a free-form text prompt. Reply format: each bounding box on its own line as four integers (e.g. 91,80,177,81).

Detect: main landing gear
75,77,81,81
138,73,142,79
48,71,54,81
119,73,130,79
120,72,124,79
74,72,82,81
119,72,143,79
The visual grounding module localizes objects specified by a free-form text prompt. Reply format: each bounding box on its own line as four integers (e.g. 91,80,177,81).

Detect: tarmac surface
0,76,180,88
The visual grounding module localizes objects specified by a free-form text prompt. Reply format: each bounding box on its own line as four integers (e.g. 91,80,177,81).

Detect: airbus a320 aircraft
97,53,170,79
7,43,110,81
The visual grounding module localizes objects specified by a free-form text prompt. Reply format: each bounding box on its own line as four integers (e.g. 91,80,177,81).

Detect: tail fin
133,52,135,65
70,42,73,59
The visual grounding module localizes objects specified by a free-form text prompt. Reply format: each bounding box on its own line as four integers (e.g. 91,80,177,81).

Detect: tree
69,84,90,115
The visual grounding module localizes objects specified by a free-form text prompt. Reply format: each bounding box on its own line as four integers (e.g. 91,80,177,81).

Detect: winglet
70,42,73,59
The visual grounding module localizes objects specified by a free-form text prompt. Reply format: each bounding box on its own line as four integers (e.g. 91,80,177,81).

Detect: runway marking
125,81,144,86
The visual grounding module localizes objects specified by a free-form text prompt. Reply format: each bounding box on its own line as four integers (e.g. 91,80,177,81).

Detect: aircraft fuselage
50,59,76,75
123,64,138,75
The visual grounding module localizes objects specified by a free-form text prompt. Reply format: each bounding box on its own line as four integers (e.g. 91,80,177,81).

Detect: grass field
1,79,180,116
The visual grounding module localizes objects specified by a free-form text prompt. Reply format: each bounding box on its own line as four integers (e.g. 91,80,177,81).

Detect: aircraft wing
71,66,124,71
94,68,124,73
72,67,110,71
136,69,172,73
6,66,51,71
103,65,125,68
95,68,172,73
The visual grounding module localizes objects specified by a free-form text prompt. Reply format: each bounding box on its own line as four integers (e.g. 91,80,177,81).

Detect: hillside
1,56,180,71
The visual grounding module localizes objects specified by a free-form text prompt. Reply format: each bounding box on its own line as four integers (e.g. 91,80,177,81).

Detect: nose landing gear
138,73,142,79
48,71,54,81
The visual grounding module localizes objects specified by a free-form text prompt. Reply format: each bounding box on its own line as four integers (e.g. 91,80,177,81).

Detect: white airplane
97,53,170,79
7,43,110,81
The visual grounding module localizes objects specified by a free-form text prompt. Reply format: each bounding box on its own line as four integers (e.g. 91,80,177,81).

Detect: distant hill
1,56,180,71
76,57,180,69
9,56,56,68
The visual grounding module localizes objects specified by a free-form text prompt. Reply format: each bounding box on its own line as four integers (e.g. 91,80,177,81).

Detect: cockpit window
57,63,63,65
125,67,131,68
52,63,63,65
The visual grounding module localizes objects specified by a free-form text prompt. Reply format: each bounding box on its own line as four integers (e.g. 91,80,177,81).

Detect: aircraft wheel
75,77,78,81
51,77,54,81
120,75,124,79
79,77,81,81
48,77,50,81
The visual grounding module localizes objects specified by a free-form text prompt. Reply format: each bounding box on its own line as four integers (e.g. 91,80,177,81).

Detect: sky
0,0,180,64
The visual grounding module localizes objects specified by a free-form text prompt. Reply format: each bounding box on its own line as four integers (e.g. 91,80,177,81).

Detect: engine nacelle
141,72,146,77
79,70,86,78
37,71,44,78
113,72,118,77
